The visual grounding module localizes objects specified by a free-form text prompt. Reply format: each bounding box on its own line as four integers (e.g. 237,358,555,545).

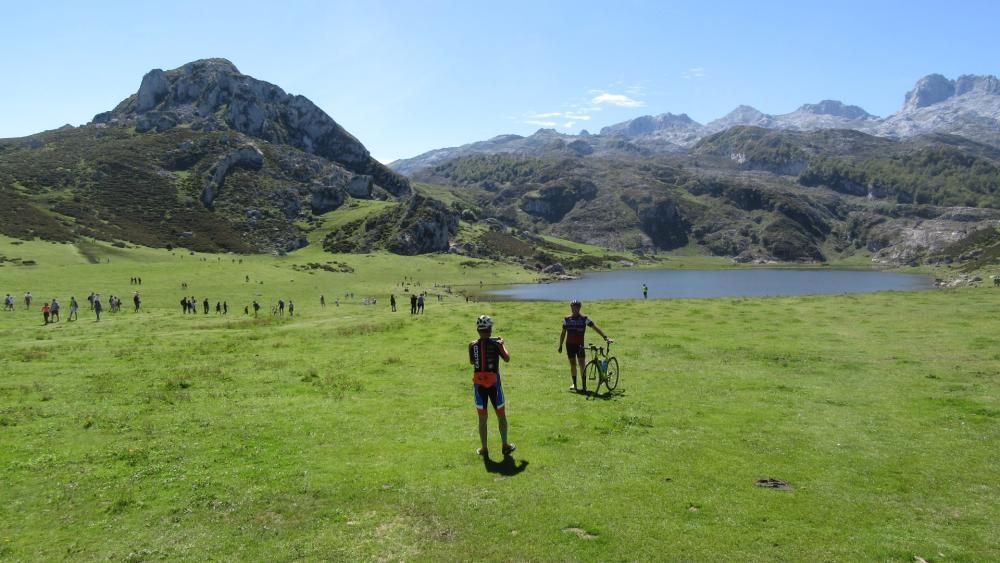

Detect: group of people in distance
3,290,129,323
470,299,613,459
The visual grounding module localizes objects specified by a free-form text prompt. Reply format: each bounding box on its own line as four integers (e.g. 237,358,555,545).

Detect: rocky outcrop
347,175,373,198
903,74,957,112
520,179,597,221
798,100,873,120
868,208,1000,265
97,58,410,198
322,194,458,255
136,69,170,112
386,196,459,254
600,113,701,137
200,145,264,208
637,198,689,250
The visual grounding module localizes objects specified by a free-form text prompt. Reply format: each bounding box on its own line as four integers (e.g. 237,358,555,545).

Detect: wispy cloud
682,67,706,80
518,85,647,130
524,119,558,127
591,92,646,108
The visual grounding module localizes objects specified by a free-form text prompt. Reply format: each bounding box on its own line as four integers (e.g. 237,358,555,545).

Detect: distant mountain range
389,74,1000,175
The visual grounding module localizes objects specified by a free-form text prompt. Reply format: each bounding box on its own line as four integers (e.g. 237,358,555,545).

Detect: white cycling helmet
476,314,493,330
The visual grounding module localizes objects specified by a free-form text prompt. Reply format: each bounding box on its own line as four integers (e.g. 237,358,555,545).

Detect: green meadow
1,235,998,561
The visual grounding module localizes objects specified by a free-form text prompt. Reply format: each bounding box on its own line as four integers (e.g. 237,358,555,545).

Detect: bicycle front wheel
585,360,601,388
605,357,620,391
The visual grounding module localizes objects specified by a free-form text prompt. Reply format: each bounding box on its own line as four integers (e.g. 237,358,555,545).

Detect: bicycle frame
588,341,612,375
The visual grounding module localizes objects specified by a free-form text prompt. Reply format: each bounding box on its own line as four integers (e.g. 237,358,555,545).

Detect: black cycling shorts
566,343,586,359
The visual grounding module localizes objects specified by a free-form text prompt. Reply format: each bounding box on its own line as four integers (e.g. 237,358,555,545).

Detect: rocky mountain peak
94,58,409,197
797,100,873,119
954,74,1000,96
600,113,701,137
726,105,766,118
903,74,957,112
900,73,1000,114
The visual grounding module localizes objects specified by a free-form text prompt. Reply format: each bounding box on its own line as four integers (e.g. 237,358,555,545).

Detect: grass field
1,235,998,561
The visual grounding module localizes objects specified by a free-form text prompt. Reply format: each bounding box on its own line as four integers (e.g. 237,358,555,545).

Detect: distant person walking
223,301,228,315
133,292,141,312
42,302,51,324
410,293,417,315
642,283,648,300
50,298,60,322
68,297,79,321
94,296,103,321
278,299,285,316
24,291,32,309
320,294,326,308
469,314,515,457
252,301,260,317
216,301,222,315
288,300,294,317
417,293,425,314
558,299,612,394
390,294,396,312
203,298,209,315
4,294,14,311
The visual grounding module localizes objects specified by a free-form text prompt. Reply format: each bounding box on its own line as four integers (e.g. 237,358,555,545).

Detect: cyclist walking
558,299,612,394
470,315,515,457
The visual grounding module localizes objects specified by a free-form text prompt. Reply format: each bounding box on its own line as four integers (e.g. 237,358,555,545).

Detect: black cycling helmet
570,299,582,306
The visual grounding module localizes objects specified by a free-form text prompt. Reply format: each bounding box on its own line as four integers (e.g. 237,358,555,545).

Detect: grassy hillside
0,125,381,253
1,238,997,560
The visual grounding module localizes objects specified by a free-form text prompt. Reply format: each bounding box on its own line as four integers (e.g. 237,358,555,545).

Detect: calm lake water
485,268,935,301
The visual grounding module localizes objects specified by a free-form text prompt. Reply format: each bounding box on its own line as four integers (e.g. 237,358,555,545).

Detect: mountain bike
586,340,620,393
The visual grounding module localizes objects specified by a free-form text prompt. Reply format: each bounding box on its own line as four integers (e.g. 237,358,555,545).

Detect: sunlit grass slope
0,235,997,561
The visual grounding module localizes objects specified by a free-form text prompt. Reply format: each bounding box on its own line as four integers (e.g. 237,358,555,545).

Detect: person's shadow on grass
483,454,528,476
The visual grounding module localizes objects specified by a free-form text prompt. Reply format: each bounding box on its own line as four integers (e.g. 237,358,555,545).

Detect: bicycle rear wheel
605,357,619,391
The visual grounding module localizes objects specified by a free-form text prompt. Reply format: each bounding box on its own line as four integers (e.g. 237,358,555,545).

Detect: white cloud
682,67,706,80
520,85,645,129
591,93,646,108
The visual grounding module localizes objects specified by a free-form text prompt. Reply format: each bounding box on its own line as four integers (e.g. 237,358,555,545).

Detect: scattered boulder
347,175,373,198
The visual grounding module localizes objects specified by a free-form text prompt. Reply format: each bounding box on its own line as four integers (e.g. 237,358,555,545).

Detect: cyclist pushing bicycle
558,299,612,394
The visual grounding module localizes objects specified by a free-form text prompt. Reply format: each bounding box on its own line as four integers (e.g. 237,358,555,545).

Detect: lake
484,268,935,301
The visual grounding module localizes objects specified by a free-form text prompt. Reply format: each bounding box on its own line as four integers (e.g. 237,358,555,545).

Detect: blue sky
1,0,997,162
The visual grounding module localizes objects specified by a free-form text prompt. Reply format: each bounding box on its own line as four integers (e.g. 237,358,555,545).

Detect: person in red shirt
41,302,51,325
558,300,611,394
470,314,515,457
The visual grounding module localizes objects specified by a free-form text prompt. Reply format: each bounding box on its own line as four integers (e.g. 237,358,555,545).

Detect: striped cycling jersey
563,314,594,345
